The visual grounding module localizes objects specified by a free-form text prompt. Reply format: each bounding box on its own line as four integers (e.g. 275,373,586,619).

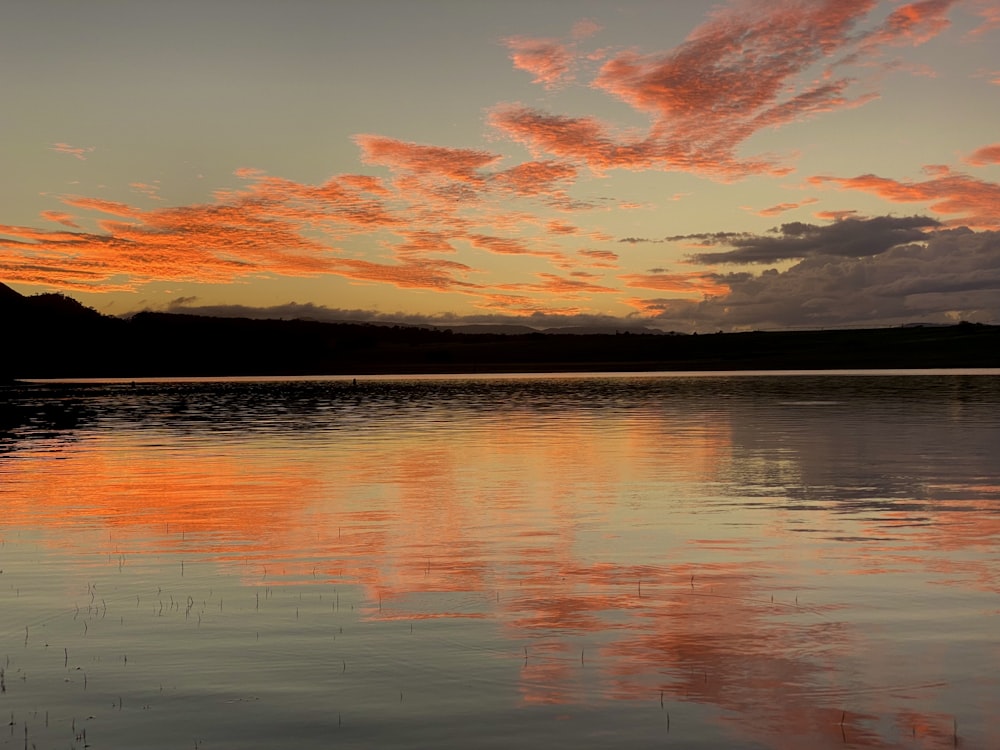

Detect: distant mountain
539,325,670,336
4,281,1000,378
440,324,540,335
0,281,23,306
1,282,105,320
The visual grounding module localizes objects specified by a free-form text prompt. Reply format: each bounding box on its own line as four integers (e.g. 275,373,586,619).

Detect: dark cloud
677,215,940,264
642,228,1000,331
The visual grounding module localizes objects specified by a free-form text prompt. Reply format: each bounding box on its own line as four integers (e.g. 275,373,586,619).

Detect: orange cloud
466,233,565,261
545,219,579,235
490,160,578,199
474,292,585,316
755,198,819,217
620,271,729,297
814,209,860,221
504,36,573,88
39,210,79,228
62,195,143,218
577,248,618,268
965,143,1000,166
810,167,1000,228
355,134,500,184
496,272,617,298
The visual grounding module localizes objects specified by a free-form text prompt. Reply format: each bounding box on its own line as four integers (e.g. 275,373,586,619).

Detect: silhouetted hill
3,282,1000,378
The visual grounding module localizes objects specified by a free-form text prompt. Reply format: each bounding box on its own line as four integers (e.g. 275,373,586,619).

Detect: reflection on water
1,372,999,749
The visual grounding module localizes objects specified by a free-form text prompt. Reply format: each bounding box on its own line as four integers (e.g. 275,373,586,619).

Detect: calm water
1,372,998,749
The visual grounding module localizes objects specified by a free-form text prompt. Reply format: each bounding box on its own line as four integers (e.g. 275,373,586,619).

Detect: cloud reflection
1,376,998,747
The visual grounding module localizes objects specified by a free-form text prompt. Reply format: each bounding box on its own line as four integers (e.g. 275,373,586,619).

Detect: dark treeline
4,283,1000,378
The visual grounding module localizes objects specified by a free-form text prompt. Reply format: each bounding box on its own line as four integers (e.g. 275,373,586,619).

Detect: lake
1,371,998,749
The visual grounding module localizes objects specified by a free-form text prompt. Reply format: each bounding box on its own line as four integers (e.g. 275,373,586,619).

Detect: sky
2,0,999,332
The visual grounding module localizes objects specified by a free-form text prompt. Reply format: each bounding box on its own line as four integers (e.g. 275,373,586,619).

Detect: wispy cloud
489,1,965,181
504,36,574,89
50,142,95,160
754,198,819,217
1,143,602,310
39,210,79,228
965,0,1000,38
577,249,618,268
810,165,1000,228
620,271,730,297
860,0,958,48
964,143,1000,166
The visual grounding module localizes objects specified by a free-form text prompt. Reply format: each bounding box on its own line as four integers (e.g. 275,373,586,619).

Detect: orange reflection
1,394,998,749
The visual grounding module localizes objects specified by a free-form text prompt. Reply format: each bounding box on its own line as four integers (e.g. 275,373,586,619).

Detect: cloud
489,160,579,206
861,0,957,48
755,198,819,217
810,166,1000,228
675,215,939,264
814,209,860,222
504,36,574,89
965,143,1000,166
571,19,602,40
355,135,501,185
496,272,618,299
39,210,79,228
639,228,1000,331
577,248,618,268
620,271,730,297
130,182,163,201
7,126,620,314
490,1,902,180
488,2,966,181
50,142,95,160
966,1,1000,37
466,233,566,261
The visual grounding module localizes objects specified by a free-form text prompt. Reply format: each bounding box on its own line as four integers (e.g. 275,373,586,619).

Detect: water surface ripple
1,372,998,749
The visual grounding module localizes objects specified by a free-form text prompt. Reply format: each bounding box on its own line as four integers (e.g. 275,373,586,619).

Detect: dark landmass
3,282,999,379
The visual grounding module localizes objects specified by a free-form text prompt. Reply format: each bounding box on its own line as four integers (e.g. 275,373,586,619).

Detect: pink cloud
966,1,1000,37
488,2,964,182
964,143,1000,166
571,19,603,40
863,0,957,47
504,36,574,89
810,167,1000,228
756,198,819,217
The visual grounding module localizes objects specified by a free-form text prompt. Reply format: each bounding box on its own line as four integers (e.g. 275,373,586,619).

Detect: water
1,372,998,749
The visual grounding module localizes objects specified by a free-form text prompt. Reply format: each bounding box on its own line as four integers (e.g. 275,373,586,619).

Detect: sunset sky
2,0,998,331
